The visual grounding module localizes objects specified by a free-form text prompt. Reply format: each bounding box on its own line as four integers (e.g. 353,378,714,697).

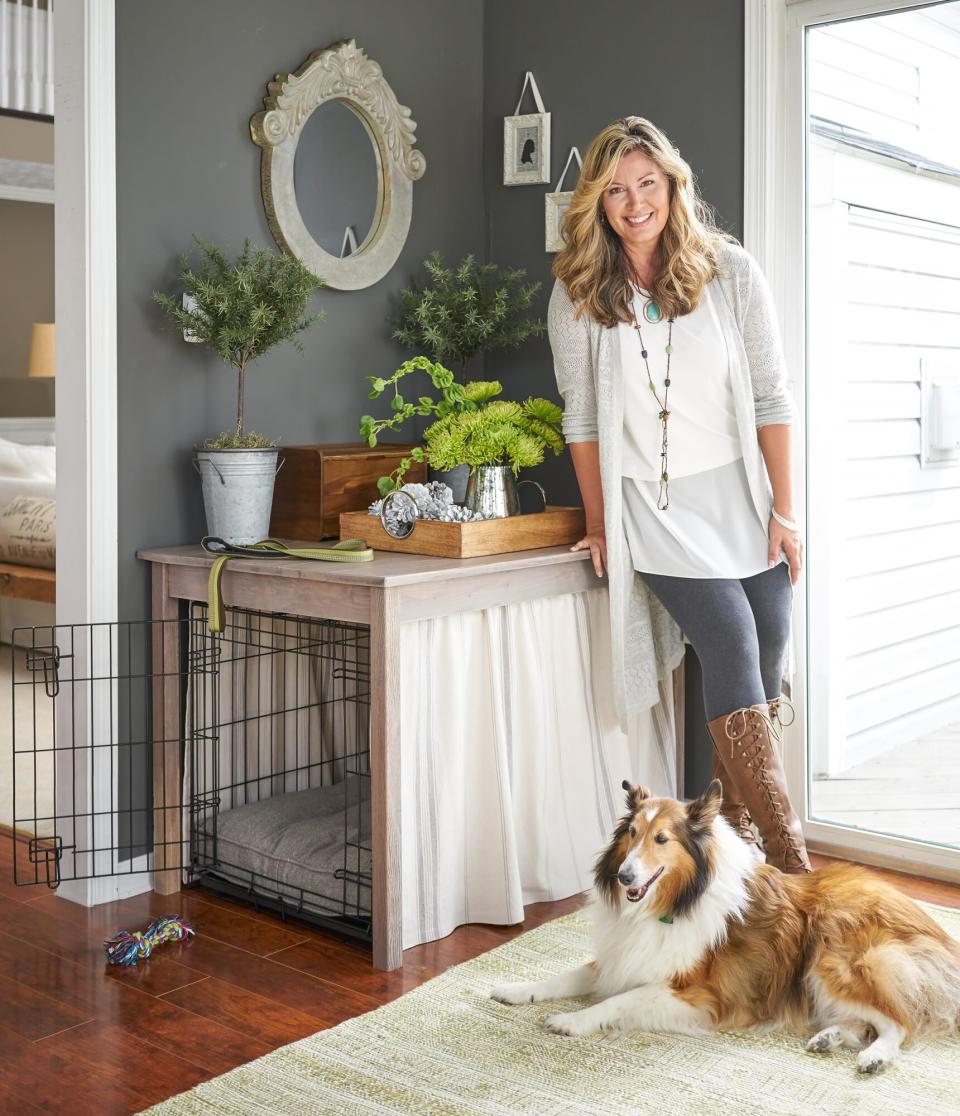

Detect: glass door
800,1,960,873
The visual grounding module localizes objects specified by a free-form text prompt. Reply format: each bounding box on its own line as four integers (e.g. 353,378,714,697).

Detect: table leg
369,588,402,970
151,564,182,896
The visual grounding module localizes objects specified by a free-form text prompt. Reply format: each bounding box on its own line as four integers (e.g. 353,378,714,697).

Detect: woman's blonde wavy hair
553,116,737,327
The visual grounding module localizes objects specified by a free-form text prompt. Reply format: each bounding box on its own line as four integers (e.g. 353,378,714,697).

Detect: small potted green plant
154,237,324,543
365,374,564,517
390,252,547,498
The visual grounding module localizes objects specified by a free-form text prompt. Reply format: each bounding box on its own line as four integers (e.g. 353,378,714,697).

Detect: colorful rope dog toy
104,915,195,967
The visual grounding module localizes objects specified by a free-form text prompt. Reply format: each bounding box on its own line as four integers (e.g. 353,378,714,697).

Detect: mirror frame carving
250,39,426,290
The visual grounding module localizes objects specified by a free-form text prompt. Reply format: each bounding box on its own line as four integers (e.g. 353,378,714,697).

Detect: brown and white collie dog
490,780,960,1073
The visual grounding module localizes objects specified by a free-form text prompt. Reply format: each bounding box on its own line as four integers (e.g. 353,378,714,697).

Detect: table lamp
27,323,55,378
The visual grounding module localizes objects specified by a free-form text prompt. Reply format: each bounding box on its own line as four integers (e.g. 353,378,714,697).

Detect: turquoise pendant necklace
642,297,663,324
630,285,675,511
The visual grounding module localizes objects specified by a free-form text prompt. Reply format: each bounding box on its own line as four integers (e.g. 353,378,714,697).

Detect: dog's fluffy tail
868,935,960,1037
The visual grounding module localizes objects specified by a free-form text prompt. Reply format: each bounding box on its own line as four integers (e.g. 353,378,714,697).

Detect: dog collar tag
659,915,674,924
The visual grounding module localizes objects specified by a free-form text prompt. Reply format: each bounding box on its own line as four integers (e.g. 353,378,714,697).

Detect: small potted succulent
154,237,324,543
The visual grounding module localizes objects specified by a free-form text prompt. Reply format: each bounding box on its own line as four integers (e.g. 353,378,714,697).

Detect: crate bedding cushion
196,775,371,913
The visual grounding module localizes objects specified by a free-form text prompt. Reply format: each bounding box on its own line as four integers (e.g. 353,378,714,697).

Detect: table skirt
399,586,679,948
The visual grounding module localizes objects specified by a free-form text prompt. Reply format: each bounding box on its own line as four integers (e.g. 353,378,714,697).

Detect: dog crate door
8,617,189,888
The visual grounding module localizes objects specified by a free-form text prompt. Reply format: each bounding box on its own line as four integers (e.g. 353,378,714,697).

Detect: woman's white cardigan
548,242,798,732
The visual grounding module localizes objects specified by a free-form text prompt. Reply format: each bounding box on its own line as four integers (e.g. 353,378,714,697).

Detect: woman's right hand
571,527,607,577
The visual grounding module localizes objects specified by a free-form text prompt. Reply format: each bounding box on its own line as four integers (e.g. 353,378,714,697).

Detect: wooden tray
339,506,586,559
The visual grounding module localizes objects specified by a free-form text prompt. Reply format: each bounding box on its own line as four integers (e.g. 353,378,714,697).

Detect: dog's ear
621,779,653,813
687,779,722,829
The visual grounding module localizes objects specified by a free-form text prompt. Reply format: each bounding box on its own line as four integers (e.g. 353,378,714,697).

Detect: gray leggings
639,562,794,721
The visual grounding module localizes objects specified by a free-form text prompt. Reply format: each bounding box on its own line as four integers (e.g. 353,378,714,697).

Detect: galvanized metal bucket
194,447,283,545
464,465,547,519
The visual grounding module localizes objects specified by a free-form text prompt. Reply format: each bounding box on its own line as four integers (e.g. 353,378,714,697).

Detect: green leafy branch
360,357,508,495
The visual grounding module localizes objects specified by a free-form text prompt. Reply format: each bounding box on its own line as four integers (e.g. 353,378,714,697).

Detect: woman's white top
618,283,783,579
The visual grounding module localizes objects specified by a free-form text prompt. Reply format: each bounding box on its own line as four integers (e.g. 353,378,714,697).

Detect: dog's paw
490,981,540,1005
806,1027,841,1054
544,1010,596,1038
856,1049,892,1075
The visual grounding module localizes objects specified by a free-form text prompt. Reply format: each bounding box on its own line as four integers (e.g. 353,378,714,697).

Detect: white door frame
744,0,960,880
55,0,151,904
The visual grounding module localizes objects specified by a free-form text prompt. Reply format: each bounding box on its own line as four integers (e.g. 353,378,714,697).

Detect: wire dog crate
9,606,372,940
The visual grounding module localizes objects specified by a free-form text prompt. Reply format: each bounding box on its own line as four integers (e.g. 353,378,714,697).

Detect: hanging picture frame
503,72,551,186
545,146,582,253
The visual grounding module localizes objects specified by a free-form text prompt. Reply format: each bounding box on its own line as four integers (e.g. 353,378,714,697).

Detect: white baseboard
57,871,153,906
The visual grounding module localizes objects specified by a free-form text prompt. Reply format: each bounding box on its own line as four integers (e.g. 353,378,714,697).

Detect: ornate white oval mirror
250,40,426,290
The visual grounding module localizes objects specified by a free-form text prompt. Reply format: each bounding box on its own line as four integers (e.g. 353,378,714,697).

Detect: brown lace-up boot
711,753,761,852
705,702,812,874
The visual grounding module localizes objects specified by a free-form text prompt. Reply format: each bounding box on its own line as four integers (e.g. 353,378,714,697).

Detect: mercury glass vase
463,465,546,519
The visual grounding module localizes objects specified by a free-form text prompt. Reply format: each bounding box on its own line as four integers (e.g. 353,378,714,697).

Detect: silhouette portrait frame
504,114,551,185
503,73,551,186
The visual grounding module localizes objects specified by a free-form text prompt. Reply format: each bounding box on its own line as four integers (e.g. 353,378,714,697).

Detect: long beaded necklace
629,282,676,511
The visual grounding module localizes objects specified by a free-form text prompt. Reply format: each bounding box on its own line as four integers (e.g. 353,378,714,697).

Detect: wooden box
270,443,426,540
339,506,586,559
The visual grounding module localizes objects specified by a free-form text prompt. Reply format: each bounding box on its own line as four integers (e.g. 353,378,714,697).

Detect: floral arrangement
423,395,563,475
360,357,563,494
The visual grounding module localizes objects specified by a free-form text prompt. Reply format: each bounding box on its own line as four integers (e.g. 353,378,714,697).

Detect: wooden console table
139,543,684,970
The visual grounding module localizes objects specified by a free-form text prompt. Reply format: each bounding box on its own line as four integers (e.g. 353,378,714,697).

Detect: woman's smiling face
601,149,671,260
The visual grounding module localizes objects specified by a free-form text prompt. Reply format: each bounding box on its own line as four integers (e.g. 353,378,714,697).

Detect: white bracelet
771,507,801,532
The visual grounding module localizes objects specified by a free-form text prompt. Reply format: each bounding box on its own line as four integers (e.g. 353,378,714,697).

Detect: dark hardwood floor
0,834,957,1114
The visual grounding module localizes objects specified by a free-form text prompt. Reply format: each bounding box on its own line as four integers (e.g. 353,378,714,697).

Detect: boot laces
768,695,796,746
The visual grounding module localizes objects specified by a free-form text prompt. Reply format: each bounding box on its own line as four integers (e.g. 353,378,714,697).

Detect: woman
549,116,810,874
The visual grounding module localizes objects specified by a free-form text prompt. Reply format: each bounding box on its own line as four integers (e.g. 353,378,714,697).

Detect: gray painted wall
115,0,486,623
482,0,746,788
115,0,744,802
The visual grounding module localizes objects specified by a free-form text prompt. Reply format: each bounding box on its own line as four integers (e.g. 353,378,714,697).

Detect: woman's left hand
768,517,803,586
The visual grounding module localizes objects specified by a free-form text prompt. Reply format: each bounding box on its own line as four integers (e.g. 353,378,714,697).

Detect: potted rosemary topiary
154,237,324,543
389,252,546,499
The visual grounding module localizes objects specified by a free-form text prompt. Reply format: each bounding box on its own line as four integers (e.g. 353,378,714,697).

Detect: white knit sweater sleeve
725,244,798,428
547,279,598,442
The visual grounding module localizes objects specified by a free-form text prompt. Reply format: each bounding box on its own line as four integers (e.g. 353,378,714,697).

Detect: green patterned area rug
146,903,960,1116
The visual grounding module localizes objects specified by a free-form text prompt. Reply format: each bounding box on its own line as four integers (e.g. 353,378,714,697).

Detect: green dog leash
201,535,374,633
